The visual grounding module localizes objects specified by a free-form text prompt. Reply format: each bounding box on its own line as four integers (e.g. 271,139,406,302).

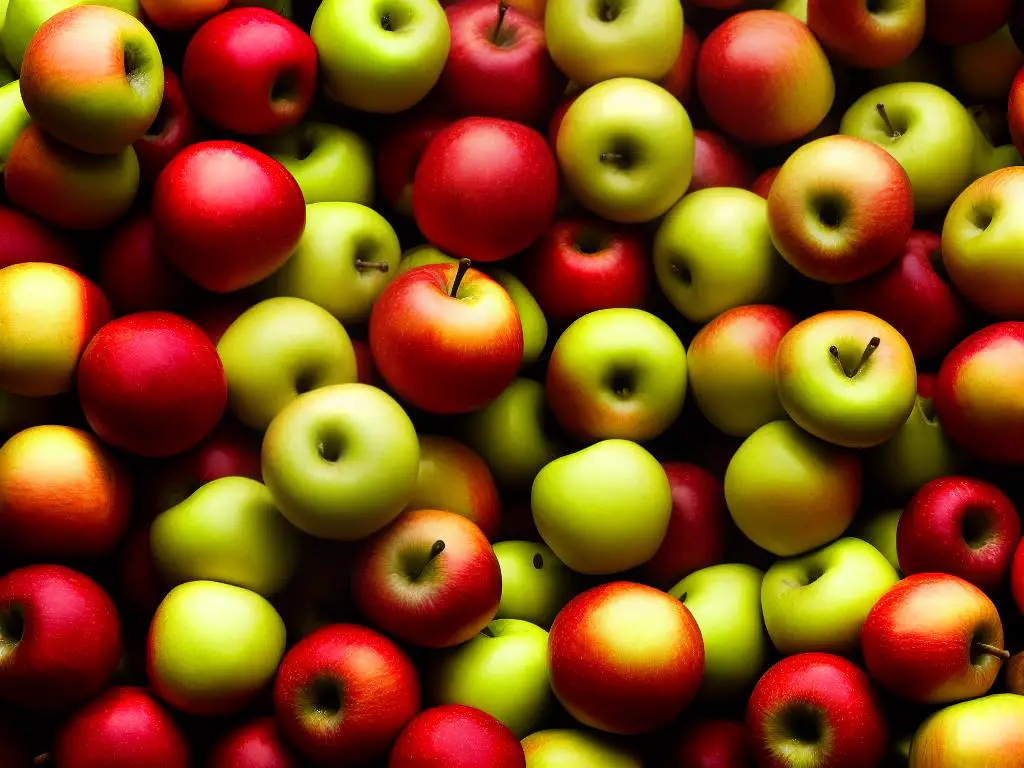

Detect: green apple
262,383,420,540
311,0,449,113
147,580,286,715
264,122,373,205
230,0,291,15
272,202,401,324
774,0,807,21
856,508,902,574
668,563,767,699
492,269,547,367
0,80,29,174
521,729,642,768
150,476,301,597
557,77,694,223
431,619,552,737
909,694,1024,766
969,111,1023,180
395,244,457,276
0,61,13,88
493,541,576,629
761,537,899,655
840,82,976,215
532,439,671,574
654,188,787,324
217,297,357,432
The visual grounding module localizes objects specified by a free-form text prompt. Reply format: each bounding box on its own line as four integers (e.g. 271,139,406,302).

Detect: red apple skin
53,687,189,768
119,526,167,617
523,217,649,326
747,654,887,768
413,117,559,262
273,624,421,766
436,0,565,127
689,130,753,192
209,717,298,768
862,573,1006,703
898,476,1021,592
134,70,199,185
389,705,526,768
141,0,228,31
377,110,452,216
98,215,194,314
808,0,925,69
548,582,704,735
640,463,728,588
659,26,701,105
369,263,523,415
926,0,1011,45
0,565,121,713
1011,537,1024,617
0,206,79,270
352,339,378,386
77,312,227,457
547,93,577,149
670,719,751,768
188,295,254,346
352,509,502,648
752,167,780,199
836,231,967,361
152,141,306,293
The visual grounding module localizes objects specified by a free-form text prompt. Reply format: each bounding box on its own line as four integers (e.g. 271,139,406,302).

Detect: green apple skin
522,729,642,768
272,202,401,324
654,188,787,324
557,77,694,224
532,439,671,575
668,563,768,699
969,112,1023,180
311,0,449,113
909,694,1024,766
147,581,286,715
230,0,291,16
544,0,682,86
265,122,373,205
150,476,301,597
0,80,30,174
493,269,548,367
395,245,457,276
493,541,576,629
262,383,420,540
725,420,861,557
840,82,976,215
217,297,357,431
773,0,807,21
856,508,902,574
431,619,552,737
0,61,13,88
761,537,899,655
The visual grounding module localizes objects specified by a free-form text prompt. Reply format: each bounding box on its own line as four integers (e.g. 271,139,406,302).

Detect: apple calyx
599,151,630,169
355,258,390,273
381,12,395,31
875,103,901,140
0,604,24,660
974,642,1011,661
450,258,472,298
829,337,880,378
492,0,511,45
532,552,544,569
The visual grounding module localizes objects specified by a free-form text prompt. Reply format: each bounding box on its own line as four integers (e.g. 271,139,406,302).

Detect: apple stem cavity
875,103,901,139
532,553,544,569
481,625,496,637
450,258,472,298
492,0,510,44
355,259,390,273
599,151,628,168
830,337,881,378
975,642,1011,660
413,539,447,581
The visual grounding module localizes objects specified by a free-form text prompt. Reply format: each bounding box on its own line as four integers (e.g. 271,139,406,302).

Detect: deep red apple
926,0,1011,44
547,93,577,148
352,339,378,386
689,130,753,192
98,215,194,314
209,717,299,768
670,718,750,768
134,70,198,185
659,25,701,105
0,205,79,270
389,705,526,768
1011,537,1024,617
377,110,452,217
752,167,780,199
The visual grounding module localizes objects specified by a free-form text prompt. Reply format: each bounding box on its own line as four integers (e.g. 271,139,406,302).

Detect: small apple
208,717,299,768
670,719,751,768
266,122,374,205
492,268,548,367
134,70,198,185
909,694,1024,766
520,729,642,767
98,215,193,314
0,204,78,271
856,509,902,574
926,0,1010,44
390,705,526,768
955,24,1024,103
807,0,925,69
376,109,451,216
492,541,576,629
140,0,226,29
658,25,700,105
689,129,752,192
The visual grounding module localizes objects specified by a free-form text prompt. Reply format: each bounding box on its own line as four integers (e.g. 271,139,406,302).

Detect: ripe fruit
390,705,526,767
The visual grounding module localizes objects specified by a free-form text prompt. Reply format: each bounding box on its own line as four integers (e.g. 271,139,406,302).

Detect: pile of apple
8,0,1024,765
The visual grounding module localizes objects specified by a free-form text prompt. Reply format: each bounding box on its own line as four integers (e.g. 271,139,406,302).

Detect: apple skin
689,130,753,192
927,0,1010,44
1013,537,1024,616
1008,67,1024,156
377,110,451,216
857,509,902,574
493,541,576,629
897,476,1020,592
910,693,1024,766
862,573,1007,703
134,70,198,185
390,705,526,768
77,312,227,457
141,0,227,29
1,0,135,71
0,424,131,558
52,687,189,768
98,215,192,314
0,204,78,270
209,717,298,768
492,269,548,367
151,141,306,293
266,122,374,206
658,25,701,105
274,623,421,765
752,167,780,198
520,729,642,767
0,564,121,713
807,0,925,69
956,24,1024,103
747,653,888,768
670,719,751,768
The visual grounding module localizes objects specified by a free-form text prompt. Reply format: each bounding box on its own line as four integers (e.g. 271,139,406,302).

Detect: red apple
98,215,193,314
134,70,198,185
926,0,1011,45
369,261,523,414
0,565,121,712
352,509,502,647
377,109,452,216
151,141,305,293
77,312,227,457
752,167,780,199
747,653,887,768
659,26,701,105
141,0,228,30
1011,537,1024,617
209,717,299,768
389,705,526,768
352,339,378,386
670,719,751,768
689,130,753,192
0,206,78,270
548,582,704,735
808,0,926,69
413,117,559,262
273,623,421,765
547,93,576,148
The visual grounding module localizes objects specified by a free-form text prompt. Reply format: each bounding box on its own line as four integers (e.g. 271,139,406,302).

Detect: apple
376,109,451,216
927,0,1010,44
493,541,575,628
397,244,459,276
671,719,751,768
688,130,752,192
353,340,377,386
807,0,924,68
390,705,526,767
752,167,780,198
492,269,548,366
658,25,700,105
0,392,54,441
0,204,78,271
725,420,861,557
134,70,198,185
1013,537,1024,616
1007,650,1024,693
856,509,902,574
910,694,1024,766
969,113,1022,180
955,24,1024,102
209,717,299,768
188,295,254,346
266,121,374,205
520,729,642,767
140,0,226,29
557,77,693,223
98,215,193,314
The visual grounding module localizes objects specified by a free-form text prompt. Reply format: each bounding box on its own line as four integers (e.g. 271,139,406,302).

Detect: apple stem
975,642,1011,660
450,258,472,298
875,103,901,139
355,259,390,273
830,337,881,378
413,539,446,580
492,0,509,43
381,12,394,30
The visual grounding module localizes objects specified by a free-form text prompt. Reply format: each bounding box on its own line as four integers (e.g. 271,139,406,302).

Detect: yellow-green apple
20,5,163,154
761,537,899,656
775,0,808,18
856,509,902,573
668,563,767,699
0,262,111,396
389,705,526,767
273,201,401,325
670,719,751,768
657,24,700,105
0,64,11,88
655,188,787,323
140,0,225,30
265,122,374,205
545,308,687,442
208,718,296,768
431,618,552,736
968,114,1022,180
747,653,888,768
556,77,693,223
369,261,524,414
351,509,502,647
376,108,451,216
493,541,576,629
311,0,450,113
492,269,548,367
862,573,1009,703
840,83,976,215
767,135,914,284
543,0,681,85
955,24,1024,102
926,0,1011,44
686,305,796,438
909,694,1024,766
0,81,30,174
147,580,285,715
406,435,501,540
775,310,918,448
217,297,358,431
532,439,671,574
897,476,1020,592
396,244,458,276
688,130,752,192
261,383,420,540
697,10,834,146
725,420,862,556
150,476,300,597
521,729,642,767
807,0,925,69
